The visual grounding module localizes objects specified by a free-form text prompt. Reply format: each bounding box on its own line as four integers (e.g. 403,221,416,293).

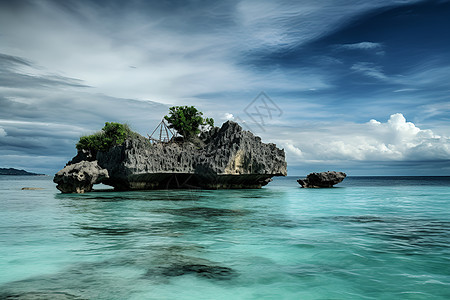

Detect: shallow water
0,176,449,299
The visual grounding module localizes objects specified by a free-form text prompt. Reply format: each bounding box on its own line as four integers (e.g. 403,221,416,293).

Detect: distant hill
0,168,44,176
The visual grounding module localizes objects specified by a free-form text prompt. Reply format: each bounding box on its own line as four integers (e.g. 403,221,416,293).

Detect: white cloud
351,62,387,80
351,60,450,87
393,88,418,93
420,102,450,119
337,42,384,53
235,1,411,50
284,142,304,159
224,113,234,120
0,1,417,104
270,113,450,163
0,127,6,137
338,42,383,50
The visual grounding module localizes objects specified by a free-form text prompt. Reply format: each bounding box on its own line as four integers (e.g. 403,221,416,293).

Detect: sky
0,0,449,176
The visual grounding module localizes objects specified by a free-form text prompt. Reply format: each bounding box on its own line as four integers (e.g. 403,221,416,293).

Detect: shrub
76,122,133,152
164,106,214,140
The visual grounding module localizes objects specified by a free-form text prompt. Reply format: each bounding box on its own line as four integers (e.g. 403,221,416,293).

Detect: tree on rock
76,122,134,152
164,106,214,140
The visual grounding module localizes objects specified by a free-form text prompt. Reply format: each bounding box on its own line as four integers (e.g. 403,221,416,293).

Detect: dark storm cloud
0,52,168,174
0,53,33,68
0,72,88,89
0,53,88,88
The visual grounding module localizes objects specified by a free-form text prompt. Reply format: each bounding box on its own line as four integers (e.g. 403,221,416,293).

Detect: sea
0,175,449,299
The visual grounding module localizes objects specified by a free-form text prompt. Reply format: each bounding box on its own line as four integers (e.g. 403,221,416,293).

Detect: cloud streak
0,52,169,174
337,42,383,50
350,62,388,80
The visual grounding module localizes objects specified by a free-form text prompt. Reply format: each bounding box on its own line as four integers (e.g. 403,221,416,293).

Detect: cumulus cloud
272,113,449,163
223,113,234,120
284,143,304,158
365,113,448,160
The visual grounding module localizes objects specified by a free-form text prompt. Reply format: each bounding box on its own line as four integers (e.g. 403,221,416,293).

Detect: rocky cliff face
54,121,287,193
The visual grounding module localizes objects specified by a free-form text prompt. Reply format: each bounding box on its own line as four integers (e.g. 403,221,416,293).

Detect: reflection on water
0,177,449,299
151,207,249,218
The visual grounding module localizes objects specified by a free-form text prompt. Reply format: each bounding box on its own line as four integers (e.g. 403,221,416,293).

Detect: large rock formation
54,161,109,193
54,121,287,193
297,171,346,188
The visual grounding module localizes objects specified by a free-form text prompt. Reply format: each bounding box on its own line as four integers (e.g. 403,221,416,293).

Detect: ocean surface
0,175,449,299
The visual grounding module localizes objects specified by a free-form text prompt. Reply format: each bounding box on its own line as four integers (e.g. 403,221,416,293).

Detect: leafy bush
76,122,133,152
164,106,214,140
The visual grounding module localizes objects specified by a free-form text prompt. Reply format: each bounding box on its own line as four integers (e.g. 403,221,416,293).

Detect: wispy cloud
0,53,89,89
0,0,417,102
0,51,169,174
350,62,388,80
0,53,33,68
335,42,384,55
338,42,382,50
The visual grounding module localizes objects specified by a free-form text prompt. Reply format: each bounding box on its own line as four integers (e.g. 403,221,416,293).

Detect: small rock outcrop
54,121,287,193
297,171,346,188
54,161,109,193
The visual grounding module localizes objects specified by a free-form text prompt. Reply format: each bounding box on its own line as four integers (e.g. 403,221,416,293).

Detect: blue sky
0,0,449,175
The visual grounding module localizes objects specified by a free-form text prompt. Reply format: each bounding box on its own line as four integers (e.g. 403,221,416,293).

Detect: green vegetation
164,106,214,140
76,122,134,152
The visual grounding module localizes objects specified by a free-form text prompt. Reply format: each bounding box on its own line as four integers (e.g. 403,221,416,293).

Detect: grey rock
67,149,95,165
54,121,287,193
53,161,109,193
297,171,346,188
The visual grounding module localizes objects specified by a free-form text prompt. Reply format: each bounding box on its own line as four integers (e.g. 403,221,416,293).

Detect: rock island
54,119,287,193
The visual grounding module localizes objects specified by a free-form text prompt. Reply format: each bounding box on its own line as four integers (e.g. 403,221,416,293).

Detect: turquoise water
0,176,449,299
